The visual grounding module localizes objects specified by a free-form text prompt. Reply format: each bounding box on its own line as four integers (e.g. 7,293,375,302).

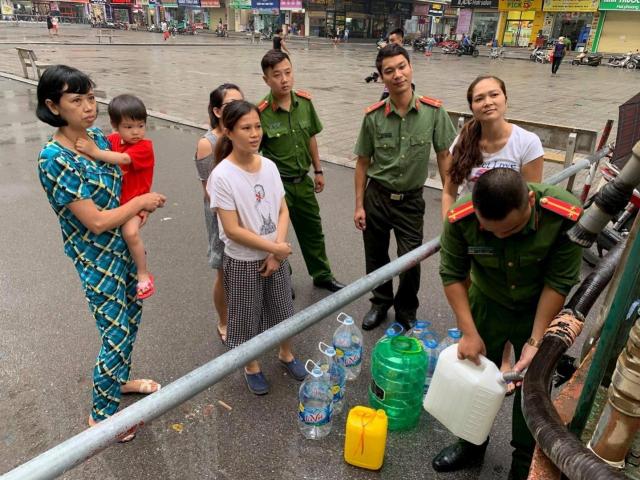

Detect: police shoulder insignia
448,200,475,223
295,89,312,100
540,196,582,221
365,100,385,114
418,96,443,108
257,99,269,113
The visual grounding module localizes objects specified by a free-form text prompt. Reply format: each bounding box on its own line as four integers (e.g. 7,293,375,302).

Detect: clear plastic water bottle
411,321,426,341
318,342,346,415
438,327,462,355
423,335,439,395
298,360,333,440
333,312,364,381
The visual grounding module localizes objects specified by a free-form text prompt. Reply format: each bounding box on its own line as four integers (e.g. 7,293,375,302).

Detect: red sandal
136,274,155,300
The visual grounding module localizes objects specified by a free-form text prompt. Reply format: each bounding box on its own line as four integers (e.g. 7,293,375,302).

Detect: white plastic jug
423,344,507,445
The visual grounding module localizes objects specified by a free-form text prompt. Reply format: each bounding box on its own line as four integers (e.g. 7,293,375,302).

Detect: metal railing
0,145,612,480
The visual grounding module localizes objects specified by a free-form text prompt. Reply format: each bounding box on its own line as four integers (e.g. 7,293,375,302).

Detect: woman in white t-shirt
206,100,306,396
442,75,545,217
441,76,544,392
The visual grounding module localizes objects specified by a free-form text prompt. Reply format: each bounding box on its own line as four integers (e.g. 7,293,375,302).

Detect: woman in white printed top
440,75,545,393
206,100,306,396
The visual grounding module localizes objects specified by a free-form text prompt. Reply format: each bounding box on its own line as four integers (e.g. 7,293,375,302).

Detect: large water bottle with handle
423,344,519,445
422,333,439,395
333,312,364,381
438,327,462,354
298,360,333,440
318,342,346,414
369,333,427,431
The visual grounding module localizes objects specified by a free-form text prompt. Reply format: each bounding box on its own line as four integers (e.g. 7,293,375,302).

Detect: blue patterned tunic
38,127,143,421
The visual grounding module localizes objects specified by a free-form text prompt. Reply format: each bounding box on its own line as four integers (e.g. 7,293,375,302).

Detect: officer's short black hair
376,44,410,75
261,49,291,74
275,28,282,34
36,65,95,127
388,28,404,40
108,94,147,127
472,168,529,220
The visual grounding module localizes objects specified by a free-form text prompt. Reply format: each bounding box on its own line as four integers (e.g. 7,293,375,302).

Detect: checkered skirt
223,256,294,349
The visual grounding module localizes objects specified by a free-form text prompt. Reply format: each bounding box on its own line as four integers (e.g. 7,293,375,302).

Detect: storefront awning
200,0,220,6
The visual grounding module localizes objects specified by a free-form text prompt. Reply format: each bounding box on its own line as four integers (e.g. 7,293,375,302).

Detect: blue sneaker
280,358,306,381
244,371,269,395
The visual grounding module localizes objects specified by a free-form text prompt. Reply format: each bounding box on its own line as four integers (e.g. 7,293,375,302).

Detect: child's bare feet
121,378,161,394
136,273,155,299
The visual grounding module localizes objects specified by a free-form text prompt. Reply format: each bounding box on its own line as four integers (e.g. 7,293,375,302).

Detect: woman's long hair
213,100,261,166
449,75,507,186
207,83,241,129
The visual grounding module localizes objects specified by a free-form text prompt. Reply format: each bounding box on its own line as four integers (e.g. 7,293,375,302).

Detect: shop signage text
543,0,597,11
230,0,251,8
177,0,200,6
280,0,302,8
451,0,498,7
251,0,277,8
599,0,640,9
498,0,542,10
428,3,444,15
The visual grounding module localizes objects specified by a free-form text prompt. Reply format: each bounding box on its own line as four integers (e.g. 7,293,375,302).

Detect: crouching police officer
435,168,583,479
354,43,457,331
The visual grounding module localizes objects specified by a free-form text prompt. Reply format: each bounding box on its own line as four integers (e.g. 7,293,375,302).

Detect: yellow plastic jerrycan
344,406,388,470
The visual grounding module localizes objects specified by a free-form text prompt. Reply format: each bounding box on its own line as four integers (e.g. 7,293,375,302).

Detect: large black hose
522,242,627,480
566,240,626,316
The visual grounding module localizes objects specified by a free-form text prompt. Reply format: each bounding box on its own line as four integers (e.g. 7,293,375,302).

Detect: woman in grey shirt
195,83,244,343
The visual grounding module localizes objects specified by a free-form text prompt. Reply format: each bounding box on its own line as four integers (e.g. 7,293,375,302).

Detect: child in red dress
76,94,156,299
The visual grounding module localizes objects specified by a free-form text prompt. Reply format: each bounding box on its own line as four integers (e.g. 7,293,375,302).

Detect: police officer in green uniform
435,168,583,479
258,50,344,292
354,44,457,330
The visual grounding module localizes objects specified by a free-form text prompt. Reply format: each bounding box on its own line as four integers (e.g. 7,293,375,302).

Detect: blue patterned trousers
84,268,142,421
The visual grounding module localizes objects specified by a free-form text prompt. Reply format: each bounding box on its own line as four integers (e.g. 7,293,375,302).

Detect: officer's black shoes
362,305,389,330
432,439,489,473
395,313,416,332
313,277,345,292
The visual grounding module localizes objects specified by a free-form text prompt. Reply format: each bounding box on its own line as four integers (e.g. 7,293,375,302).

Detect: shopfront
451,0,499,43
542,0,597,50
498,0,543,46
413,2,428,34
593,0,640,53
427,2,445,35
250,0,278,33
387,0,412,31
90,0,106,20
279,0,303,34
200,0,223,27
370,0,387,38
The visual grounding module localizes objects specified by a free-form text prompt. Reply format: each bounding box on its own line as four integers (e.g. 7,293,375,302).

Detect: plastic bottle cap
415,321,429,328
319,341,336,357
448,328,462,339
311,367,324,378
424,339,438,349
337,312,354,326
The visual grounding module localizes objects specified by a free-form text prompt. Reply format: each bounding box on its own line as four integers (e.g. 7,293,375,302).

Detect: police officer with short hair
258,50,344,292
435,168,583,479
354,44,457,331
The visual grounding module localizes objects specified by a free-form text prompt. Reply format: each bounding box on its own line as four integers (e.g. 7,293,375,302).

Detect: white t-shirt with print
450,124,545,194
207,156,285,261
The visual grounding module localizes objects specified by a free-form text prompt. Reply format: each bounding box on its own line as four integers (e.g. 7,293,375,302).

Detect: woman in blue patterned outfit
36,65,166,440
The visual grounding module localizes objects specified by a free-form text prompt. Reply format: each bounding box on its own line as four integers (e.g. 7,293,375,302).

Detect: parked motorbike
441,42,458,55
608,52,637,69
530,46,550,63
456,42,479,58
412,37,427,53
572,51,603,66
583,160,640,266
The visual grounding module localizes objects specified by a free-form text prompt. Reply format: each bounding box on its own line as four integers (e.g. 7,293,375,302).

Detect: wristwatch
527,337,542,348
314,170,324,175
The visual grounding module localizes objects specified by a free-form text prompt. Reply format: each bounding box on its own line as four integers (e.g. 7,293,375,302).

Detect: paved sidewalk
0,23,635,173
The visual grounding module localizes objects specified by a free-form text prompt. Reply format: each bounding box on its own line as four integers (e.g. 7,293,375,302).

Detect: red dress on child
108,133,155,205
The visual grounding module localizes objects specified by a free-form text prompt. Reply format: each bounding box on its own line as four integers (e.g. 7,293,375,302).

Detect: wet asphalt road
0,77,597,480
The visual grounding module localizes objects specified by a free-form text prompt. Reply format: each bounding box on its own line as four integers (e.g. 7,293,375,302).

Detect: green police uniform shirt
439,183,583,309
354,93,457,192
258,90,323,178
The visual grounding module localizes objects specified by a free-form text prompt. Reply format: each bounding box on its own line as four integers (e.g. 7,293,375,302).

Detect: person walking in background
353,44,456,331
46,15,54,37
273,28,290,55
343,27,349,43
258,50,345,293
36,65,165,439
551,36,566,75
194,83,244,344
51,15,59,36
207,100,306,395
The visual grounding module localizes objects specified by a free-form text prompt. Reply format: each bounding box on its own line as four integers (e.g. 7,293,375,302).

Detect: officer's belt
370,179,422,201
281,174,307,184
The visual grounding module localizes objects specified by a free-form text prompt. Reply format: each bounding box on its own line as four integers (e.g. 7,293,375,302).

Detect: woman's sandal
88,416,138,443
121,379,162,395
136,274,155,300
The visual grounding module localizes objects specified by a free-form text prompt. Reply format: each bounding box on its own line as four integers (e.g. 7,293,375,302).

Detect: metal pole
1,238,441,480
1,146,612,480
564,132,578,191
